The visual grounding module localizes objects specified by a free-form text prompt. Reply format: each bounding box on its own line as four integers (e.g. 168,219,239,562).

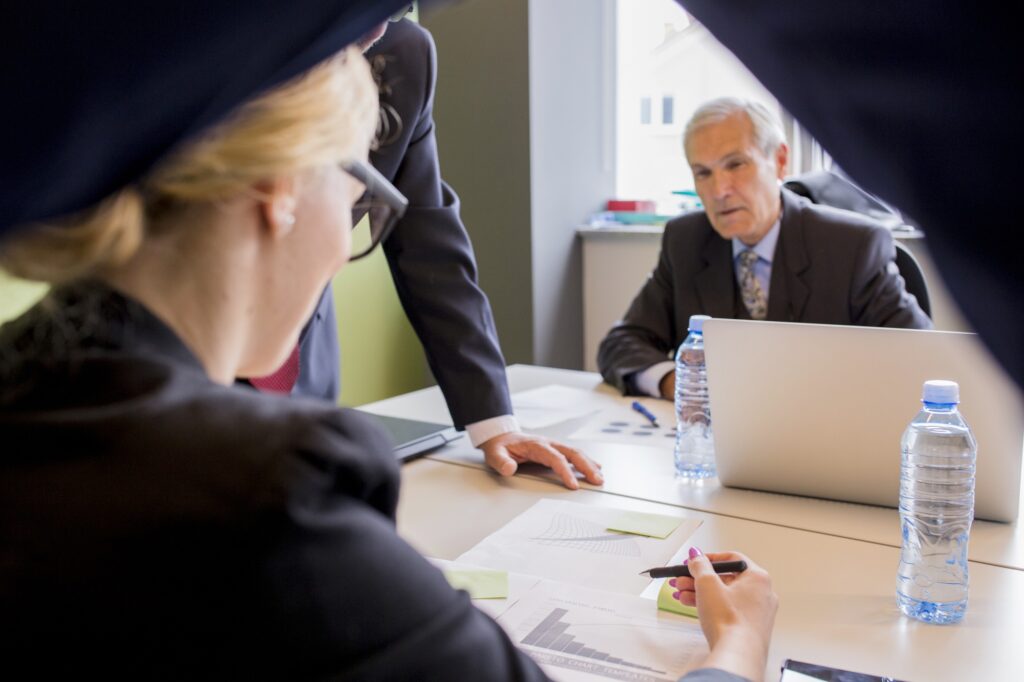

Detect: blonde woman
0,7,775,681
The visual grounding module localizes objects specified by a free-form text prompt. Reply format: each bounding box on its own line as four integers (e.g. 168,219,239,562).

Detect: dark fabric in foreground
0,0,414,234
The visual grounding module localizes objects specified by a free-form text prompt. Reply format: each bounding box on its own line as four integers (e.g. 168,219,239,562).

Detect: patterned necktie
249,343,300,394
737,250,768,320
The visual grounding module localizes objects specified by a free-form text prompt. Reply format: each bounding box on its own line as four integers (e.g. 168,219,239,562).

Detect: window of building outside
615,0,831,214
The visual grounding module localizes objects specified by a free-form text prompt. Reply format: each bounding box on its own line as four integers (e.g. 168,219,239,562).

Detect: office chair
892,240,931,319
784,170,932,319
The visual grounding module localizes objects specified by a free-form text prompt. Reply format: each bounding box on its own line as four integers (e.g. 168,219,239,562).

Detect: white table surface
396,457,1024,682
363,364,1024,572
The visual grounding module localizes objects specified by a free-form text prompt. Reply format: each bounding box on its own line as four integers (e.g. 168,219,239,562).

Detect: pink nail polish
682,558,688,566
672,591,680,600
668,578,677,587
688,546,703,559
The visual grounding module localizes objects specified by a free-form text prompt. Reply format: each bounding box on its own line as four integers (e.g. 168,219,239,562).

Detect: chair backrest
784,170,932,320
892,240,931,319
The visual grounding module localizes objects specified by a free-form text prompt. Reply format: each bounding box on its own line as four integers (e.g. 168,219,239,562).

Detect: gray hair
683,97,785,157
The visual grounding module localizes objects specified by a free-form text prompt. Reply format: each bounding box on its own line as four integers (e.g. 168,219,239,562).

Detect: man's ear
256,176,299,239
774,142,789,180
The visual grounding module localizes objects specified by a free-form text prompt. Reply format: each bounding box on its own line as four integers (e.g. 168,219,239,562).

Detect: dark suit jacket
679,0,1023,390
598,189,932,394
0,283,544,680
298,19,512,429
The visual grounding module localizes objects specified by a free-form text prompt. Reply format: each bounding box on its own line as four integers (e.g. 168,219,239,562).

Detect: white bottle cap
688,314,711,333
922,379,959,404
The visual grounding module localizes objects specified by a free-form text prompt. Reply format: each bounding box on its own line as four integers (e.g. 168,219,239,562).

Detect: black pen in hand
639,560,747,579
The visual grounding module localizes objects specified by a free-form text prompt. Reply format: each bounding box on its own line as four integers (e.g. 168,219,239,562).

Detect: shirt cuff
465,414,522,448
635,361,675,398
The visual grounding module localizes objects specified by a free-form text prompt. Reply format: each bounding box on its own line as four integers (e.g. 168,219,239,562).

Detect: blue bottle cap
688,314,711,333
922,379,959,404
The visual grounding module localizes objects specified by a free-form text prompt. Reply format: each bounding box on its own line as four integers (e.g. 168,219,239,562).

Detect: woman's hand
671,549,777,682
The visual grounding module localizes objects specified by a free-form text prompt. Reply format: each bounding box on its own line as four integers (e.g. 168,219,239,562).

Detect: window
615,0,830,211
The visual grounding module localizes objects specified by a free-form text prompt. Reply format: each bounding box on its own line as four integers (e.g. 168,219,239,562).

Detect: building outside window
615,0,830,213
640,96,652,125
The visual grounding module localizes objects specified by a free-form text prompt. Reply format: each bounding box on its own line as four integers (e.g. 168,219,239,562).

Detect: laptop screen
703,319,1024,522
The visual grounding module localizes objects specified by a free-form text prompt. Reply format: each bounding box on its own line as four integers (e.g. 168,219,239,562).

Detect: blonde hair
0,47,378,283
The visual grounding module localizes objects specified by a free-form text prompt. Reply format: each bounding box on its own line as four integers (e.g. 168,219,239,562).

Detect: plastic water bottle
674,314,715,479
896,379,976,624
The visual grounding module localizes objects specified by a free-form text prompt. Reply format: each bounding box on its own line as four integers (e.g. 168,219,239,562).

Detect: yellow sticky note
442,569,509,600
657,579,699,618
606,510,682,539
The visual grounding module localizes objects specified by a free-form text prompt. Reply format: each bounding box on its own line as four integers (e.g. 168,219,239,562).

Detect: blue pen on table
631,400,660,428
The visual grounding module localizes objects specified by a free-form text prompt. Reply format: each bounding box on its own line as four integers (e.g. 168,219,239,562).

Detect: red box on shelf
606,199,656,213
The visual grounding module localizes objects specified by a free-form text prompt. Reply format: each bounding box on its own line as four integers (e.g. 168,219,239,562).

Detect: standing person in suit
598,98,931,398
253,17,603,490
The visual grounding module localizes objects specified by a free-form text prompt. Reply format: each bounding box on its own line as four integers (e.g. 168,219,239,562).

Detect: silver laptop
703,319,1024,522
355,412,462,462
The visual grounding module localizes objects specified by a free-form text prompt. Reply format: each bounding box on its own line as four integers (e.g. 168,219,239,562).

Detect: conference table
362,365,1024,681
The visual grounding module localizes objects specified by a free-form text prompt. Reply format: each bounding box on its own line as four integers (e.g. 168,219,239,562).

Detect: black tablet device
356,411,462,462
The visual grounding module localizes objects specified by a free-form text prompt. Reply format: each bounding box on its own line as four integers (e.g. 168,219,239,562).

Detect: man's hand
478,432,603,490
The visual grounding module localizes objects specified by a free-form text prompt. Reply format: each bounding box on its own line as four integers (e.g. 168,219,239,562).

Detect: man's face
685,112,787,246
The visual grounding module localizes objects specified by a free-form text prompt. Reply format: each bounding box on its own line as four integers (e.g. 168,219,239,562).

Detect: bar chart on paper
500,581,707,682
522,608,670,677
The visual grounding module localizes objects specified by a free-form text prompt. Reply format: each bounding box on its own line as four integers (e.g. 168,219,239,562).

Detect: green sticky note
442,569,509,600
606,510,682,539
657,579,699,618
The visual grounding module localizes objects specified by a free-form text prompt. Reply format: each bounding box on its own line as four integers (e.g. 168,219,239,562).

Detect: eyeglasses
342,159,408,262
389,4,414,22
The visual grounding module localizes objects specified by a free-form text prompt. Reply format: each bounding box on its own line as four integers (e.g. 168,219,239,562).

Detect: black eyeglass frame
342,159,409,262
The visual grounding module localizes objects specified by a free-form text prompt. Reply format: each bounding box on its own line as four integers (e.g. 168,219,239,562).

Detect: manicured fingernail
682,558,688,566
668,578,677,588
688,546,703,559
672,591,681,600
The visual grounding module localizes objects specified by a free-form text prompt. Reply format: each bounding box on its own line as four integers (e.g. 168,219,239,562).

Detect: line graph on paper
455,499,701,594
530,513,641,557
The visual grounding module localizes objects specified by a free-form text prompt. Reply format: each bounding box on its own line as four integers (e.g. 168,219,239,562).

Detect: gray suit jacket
598,189,932,394
295,20,512,429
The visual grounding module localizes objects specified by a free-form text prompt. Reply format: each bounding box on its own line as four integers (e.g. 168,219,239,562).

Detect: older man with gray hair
598,97,931,398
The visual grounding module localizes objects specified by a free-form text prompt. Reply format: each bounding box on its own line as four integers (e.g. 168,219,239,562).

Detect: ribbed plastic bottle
673,314,715,479
896,379,976,624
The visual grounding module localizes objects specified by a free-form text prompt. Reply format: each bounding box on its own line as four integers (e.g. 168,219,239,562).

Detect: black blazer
598,189,932,394
299,19,512,429
0,283,544,680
